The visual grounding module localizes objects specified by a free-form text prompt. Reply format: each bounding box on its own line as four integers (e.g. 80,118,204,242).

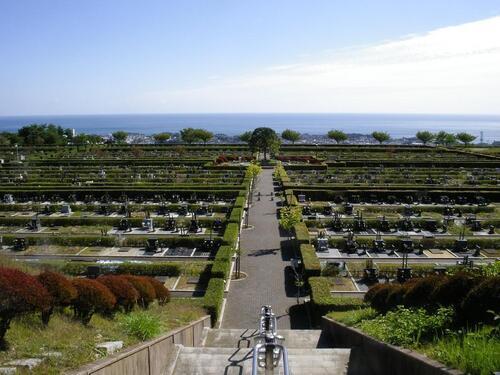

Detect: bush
120,311,161,340
0,267,52,343
97,275,139,312
385,284,407,311
37,271,77,324
365,283,394,313
116,262,181,277
404,276,445,308
211,259,231,279
461,276,500,325
300,244,320,277
147,277,171,305
122,275,156,308
203,278,225,325
431,272,483,309
228,207,242,224
71,278,116,325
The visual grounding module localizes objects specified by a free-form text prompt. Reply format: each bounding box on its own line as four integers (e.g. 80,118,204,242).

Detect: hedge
211,259,231,279
309,277,365,321
215,245,235,261
60,261,183,276
294,222,310,244
222,223,239,247
234,196,246,208
203,278,225,325
228,207,242,224
300,244,320,278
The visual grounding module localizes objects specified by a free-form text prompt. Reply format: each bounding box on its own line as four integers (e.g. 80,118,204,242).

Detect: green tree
194,129,213,144
371,131,390,144
180,128,198,144
239,131,253,143
153,132,171,144
112,131,128,144
249,127,280,160
247,163,262,179
456,132,477,146
281,129,301,144
327,130,348,144
18,124,70,145
73,134,103,145
435,131,457,146
416,131,434,145
279,206,302,239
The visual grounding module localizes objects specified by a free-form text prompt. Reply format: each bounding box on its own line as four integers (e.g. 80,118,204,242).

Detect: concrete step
170,346,350,375
202,328,330,349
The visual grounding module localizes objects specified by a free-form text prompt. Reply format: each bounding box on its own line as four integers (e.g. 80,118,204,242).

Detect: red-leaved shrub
0,267,52,344
71,278,116,325
431,272,483,309
461,276,500,325
37,271,77,324
147,277,171,305
122,275,156,308
404,276,445,308
97,275,139,312
364,283,393,313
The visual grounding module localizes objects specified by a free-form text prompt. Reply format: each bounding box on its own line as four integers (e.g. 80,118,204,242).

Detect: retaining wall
69,315,211,375
321,316,463,375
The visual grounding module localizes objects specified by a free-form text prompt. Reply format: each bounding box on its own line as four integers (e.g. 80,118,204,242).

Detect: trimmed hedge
61,261,183,277
234,196,246,208
203,278,225,325
293,222,310,244
300,244,320,278
222,223,239,247
228,207,242,224
211,259,231,279
309,277,364,321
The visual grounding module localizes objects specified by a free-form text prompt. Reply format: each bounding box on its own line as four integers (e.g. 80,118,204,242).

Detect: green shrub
359,306,454,347
215,245,235,261
431,272,483,309
233,196,246,208
300,244,320,277
228,207,242,224
203,278,225,325
120,311,161,340
366,283,394,313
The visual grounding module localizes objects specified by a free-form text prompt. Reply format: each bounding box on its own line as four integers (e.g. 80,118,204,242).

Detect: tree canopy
456,132,477,146
16,124,73,146
416,131,434,145
239,131,252,143
180,128,213,144
327,130,348,144
371,131,390,144
152,132,171,144
435,131,457,146
281,129,301,144
112,131,128,143
248,127,281,160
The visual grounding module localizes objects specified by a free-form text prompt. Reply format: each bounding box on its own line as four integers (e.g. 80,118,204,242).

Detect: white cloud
141,16,500,114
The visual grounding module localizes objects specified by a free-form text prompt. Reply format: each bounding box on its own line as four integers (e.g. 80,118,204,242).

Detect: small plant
120,311,161,340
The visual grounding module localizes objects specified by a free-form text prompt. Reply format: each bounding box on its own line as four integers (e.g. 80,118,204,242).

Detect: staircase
167,328,351,375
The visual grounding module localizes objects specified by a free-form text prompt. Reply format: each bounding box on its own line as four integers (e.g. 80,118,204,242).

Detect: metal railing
251,305,290,375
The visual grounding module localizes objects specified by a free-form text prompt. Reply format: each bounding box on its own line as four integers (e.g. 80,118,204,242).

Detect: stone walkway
222,168,308,330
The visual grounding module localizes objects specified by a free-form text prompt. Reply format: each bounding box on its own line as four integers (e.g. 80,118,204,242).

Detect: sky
1,1,500,115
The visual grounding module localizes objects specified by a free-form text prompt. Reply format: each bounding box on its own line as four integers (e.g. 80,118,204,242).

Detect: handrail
251,305,290,375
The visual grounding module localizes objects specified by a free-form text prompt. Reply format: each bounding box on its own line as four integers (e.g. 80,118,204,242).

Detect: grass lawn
326,276,357,291
0,299,206,374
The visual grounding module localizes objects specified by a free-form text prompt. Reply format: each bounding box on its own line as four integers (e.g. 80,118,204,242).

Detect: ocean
0,113,498,142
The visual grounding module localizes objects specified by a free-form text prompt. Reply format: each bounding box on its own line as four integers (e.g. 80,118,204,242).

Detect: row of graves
0,145,249,270
280,146,499,265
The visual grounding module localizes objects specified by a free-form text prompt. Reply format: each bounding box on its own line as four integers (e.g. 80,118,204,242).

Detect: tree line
0,123,478,147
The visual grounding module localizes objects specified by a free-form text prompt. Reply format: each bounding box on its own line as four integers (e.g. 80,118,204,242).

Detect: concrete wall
69,315,211,375
321,317,463,375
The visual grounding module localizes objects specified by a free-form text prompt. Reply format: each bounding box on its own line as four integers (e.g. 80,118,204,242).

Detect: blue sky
1,0,500,115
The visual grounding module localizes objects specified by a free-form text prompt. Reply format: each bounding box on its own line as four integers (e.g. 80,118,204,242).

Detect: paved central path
222,168,306,330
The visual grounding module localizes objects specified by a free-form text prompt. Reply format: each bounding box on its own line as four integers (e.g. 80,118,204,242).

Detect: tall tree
371,131,390,144
416,131,434,145
327,130,348,144
153,132,171,144
281,129,301,144
248,127,280,160
112,131,128,144
456,132,477,146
